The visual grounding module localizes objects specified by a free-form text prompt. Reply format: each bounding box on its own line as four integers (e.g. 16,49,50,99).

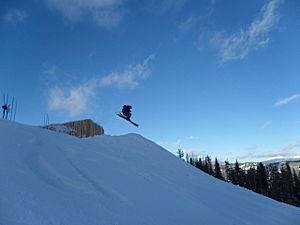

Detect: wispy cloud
206,0,216,16
43,64,58,87
238,141,300,161
273,93,300,107
185,135,200,140
100,55,154,89
178,16,200,33
261,121,272,129
43,65,57,76
147,0,186,14
160,0,186,12
212,0,283,62
45,0,126,28
3,9,27,24
47,55,154,117
174,139,182,149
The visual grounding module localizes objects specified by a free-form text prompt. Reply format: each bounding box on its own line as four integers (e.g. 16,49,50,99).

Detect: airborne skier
122,105,132,119
117,105,139,127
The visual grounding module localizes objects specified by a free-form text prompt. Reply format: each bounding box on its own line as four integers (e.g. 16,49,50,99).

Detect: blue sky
1,0,300,162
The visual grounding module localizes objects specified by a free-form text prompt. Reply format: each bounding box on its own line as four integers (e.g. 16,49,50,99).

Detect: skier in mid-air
122,105,132,119
117,105,138,127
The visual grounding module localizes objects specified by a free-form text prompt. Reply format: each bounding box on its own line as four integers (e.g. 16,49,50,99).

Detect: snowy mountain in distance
264,159,300,175
235,159,300,174
263,157,300,164
221,158,300,175
0,119,299,225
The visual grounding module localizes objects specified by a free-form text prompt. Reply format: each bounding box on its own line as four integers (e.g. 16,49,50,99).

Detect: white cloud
48,87,86,118
48,81,97,117
273,93,300,107
261,121,272,129
3,9,27,24
45,0,125,28
179,16,200,33
43,65,57,75
238,141,300,161
212,0,283,62
100,55,154,89
47,55,154,117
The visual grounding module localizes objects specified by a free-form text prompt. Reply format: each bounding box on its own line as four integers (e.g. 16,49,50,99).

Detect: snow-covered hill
0,119,299,225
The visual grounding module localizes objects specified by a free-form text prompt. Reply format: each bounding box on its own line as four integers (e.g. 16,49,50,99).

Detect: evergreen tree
292,169,300,199
256,162,268,195
239,169,247,188
269,166,282,201
214,158,224,180
187,153,198,166
203,160,208,173
195,158,203,171
189,157,195,166
233,160,246,187
280,163,294,203
246,168,257,191
205,155,214,176
177,148,184,159
232,160,240,185
224,160,234,182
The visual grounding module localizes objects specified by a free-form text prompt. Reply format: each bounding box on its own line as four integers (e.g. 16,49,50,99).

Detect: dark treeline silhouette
182,151,300,207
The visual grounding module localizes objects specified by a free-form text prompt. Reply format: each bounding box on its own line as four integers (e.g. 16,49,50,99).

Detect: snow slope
0,119,299,225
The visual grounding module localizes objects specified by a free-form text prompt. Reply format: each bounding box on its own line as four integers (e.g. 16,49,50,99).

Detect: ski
117,113,139,127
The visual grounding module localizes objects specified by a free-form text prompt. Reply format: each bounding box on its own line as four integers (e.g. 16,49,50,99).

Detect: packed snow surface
0,119,299,225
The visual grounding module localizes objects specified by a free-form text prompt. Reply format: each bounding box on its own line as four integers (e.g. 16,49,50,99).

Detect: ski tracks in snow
25,139,128,203
61,148,128,203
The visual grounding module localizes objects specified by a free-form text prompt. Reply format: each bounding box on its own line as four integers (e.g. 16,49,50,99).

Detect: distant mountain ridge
234,159,300,175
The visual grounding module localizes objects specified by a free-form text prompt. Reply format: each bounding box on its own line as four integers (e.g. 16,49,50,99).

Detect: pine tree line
180,151,300,207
